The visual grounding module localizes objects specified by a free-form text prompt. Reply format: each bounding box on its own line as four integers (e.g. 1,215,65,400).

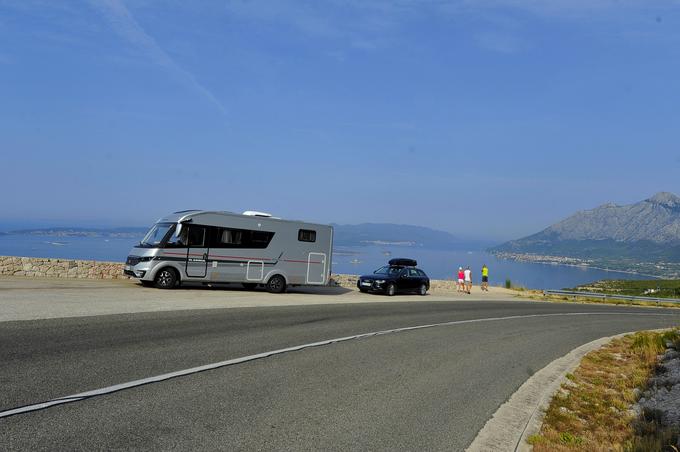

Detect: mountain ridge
491,192,680,262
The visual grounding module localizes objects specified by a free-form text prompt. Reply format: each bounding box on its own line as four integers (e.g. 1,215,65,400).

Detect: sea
0,234,651,290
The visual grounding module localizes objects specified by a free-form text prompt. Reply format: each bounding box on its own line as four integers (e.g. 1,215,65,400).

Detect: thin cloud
91,0,227,116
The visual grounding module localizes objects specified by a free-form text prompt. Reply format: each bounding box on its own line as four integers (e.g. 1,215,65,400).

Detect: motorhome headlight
126,255,153,266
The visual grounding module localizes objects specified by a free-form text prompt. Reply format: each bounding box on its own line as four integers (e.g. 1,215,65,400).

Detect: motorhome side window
221,229,243,246
187,226,206,247
250,230,275,247
298,229,316,242
212,227,275,249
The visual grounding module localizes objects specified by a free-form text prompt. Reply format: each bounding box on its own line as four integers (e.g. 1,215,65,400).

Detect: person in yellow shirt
481,265,489,292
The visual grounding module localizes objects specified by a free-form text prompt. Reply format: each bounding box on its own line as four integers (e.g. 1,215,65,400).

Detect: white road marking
0,311,676,419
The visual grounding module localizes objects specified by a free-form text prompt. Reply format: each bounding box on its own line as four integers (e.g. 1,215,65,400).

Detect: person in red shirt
457,267,465,293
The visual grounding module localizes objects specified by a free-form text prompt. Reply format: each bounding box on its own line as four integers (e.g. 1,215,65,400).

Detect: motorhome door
306,252,326,284
185,225,208,278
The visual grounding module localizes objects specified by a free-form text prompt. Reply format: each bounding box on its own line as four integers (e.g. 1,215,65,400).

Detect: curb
466,330,659,452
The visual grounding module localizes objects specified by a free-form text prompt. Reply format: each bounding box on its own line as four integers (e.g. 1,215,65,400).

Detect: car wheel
419,284,427,296
386,283,396,296
242,283,257,290
154,268,177,289
266,275,286,294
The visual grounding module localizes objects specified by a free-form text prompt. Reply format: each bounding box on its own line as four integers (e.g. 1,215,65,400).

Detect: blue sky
1,0,679,241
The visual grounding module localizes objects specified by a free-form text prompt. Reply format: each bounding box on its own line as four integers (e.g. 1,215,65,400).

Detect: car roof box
389,258,417,267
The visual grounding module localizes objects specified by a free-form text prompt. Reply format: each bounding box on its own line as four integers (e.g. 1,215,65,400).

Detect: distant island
331,223,489,250
490,192,680,278
3,223,488,251
360,240,416,246
4,227,148,239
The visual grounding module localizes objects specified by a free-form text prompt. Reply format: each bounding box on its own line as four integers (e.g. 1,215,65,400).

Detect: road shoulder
0,276,523,322
467,332,635,452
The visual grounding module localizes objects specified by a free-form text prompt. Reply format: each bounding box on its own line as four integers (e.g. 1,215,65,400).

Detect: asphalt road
1,299,679,451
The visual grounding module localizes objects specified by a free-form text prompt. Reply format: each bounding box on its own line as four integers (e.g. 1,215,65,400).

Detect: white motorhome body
124,210,333,292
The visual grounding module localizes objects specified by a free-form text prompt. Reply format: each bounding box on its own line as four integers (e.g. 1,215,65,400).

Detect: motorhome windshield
140,223,175,247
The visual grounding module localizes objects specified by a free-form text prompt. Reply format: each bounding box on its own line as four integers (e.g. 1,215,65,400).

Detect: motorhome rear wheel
266,275,286,294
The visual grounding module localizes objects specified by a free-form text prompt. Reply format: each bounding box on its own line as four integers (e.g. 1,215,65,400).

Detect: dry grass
529,330,680,451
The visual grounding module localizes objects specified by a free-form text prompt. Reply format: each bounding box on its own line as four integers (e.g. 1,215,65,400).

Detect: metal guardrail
544,290,680,304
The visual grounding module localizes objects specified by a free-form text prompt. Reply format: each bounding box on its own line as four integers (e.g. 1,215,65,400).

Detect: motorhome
124,210,333,293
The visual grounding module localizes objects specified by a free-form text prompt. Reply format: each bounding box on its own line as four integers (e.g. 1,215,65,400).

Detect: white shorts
458,279,464,284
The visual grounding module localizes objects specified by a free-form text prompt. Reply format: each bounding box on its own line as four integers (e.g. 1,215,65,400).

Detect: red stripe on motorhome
210,254,272,261
162,252,321,264
163,251,203,257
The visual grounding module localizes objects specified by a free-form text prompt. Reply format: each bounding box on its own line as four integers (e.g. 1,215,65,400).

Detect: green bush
526,434,546,445
559,432,584,445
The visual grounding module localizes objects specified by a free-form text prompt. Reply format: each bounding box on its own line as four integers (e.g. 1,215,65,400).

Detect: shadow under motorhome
124,210,333,293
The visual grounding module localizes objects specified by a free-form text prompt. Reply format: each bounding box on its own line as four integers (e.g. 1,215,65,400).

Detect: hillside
571,279,680,299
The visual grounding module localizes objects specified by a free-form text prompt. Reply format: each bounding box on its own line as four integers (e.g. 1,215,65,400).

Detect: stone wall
329,274,359,288
0,256,128,279
428,279,459,292
0,256,460,291
329,273,458,292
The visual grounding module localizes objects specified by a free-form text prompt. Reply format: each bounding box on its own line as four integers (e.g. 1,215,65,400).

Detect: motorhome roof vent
242,211,273,217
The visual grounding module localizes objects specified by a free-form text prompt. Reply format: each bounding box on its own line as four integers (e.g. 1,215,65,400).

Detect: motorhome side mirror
175,224,182,237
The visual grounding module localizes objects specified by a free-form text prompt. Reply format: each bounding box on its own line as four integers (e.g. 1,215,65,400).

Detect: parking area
0,276,520,322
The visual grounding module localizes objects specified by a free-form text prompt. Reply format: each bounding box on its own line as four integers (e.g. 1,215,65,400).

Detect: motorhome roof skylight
242,211,273,217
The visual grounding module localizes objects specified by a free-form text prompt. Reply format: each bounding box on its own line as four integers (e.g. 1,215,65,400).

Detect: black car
357,258,430,296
